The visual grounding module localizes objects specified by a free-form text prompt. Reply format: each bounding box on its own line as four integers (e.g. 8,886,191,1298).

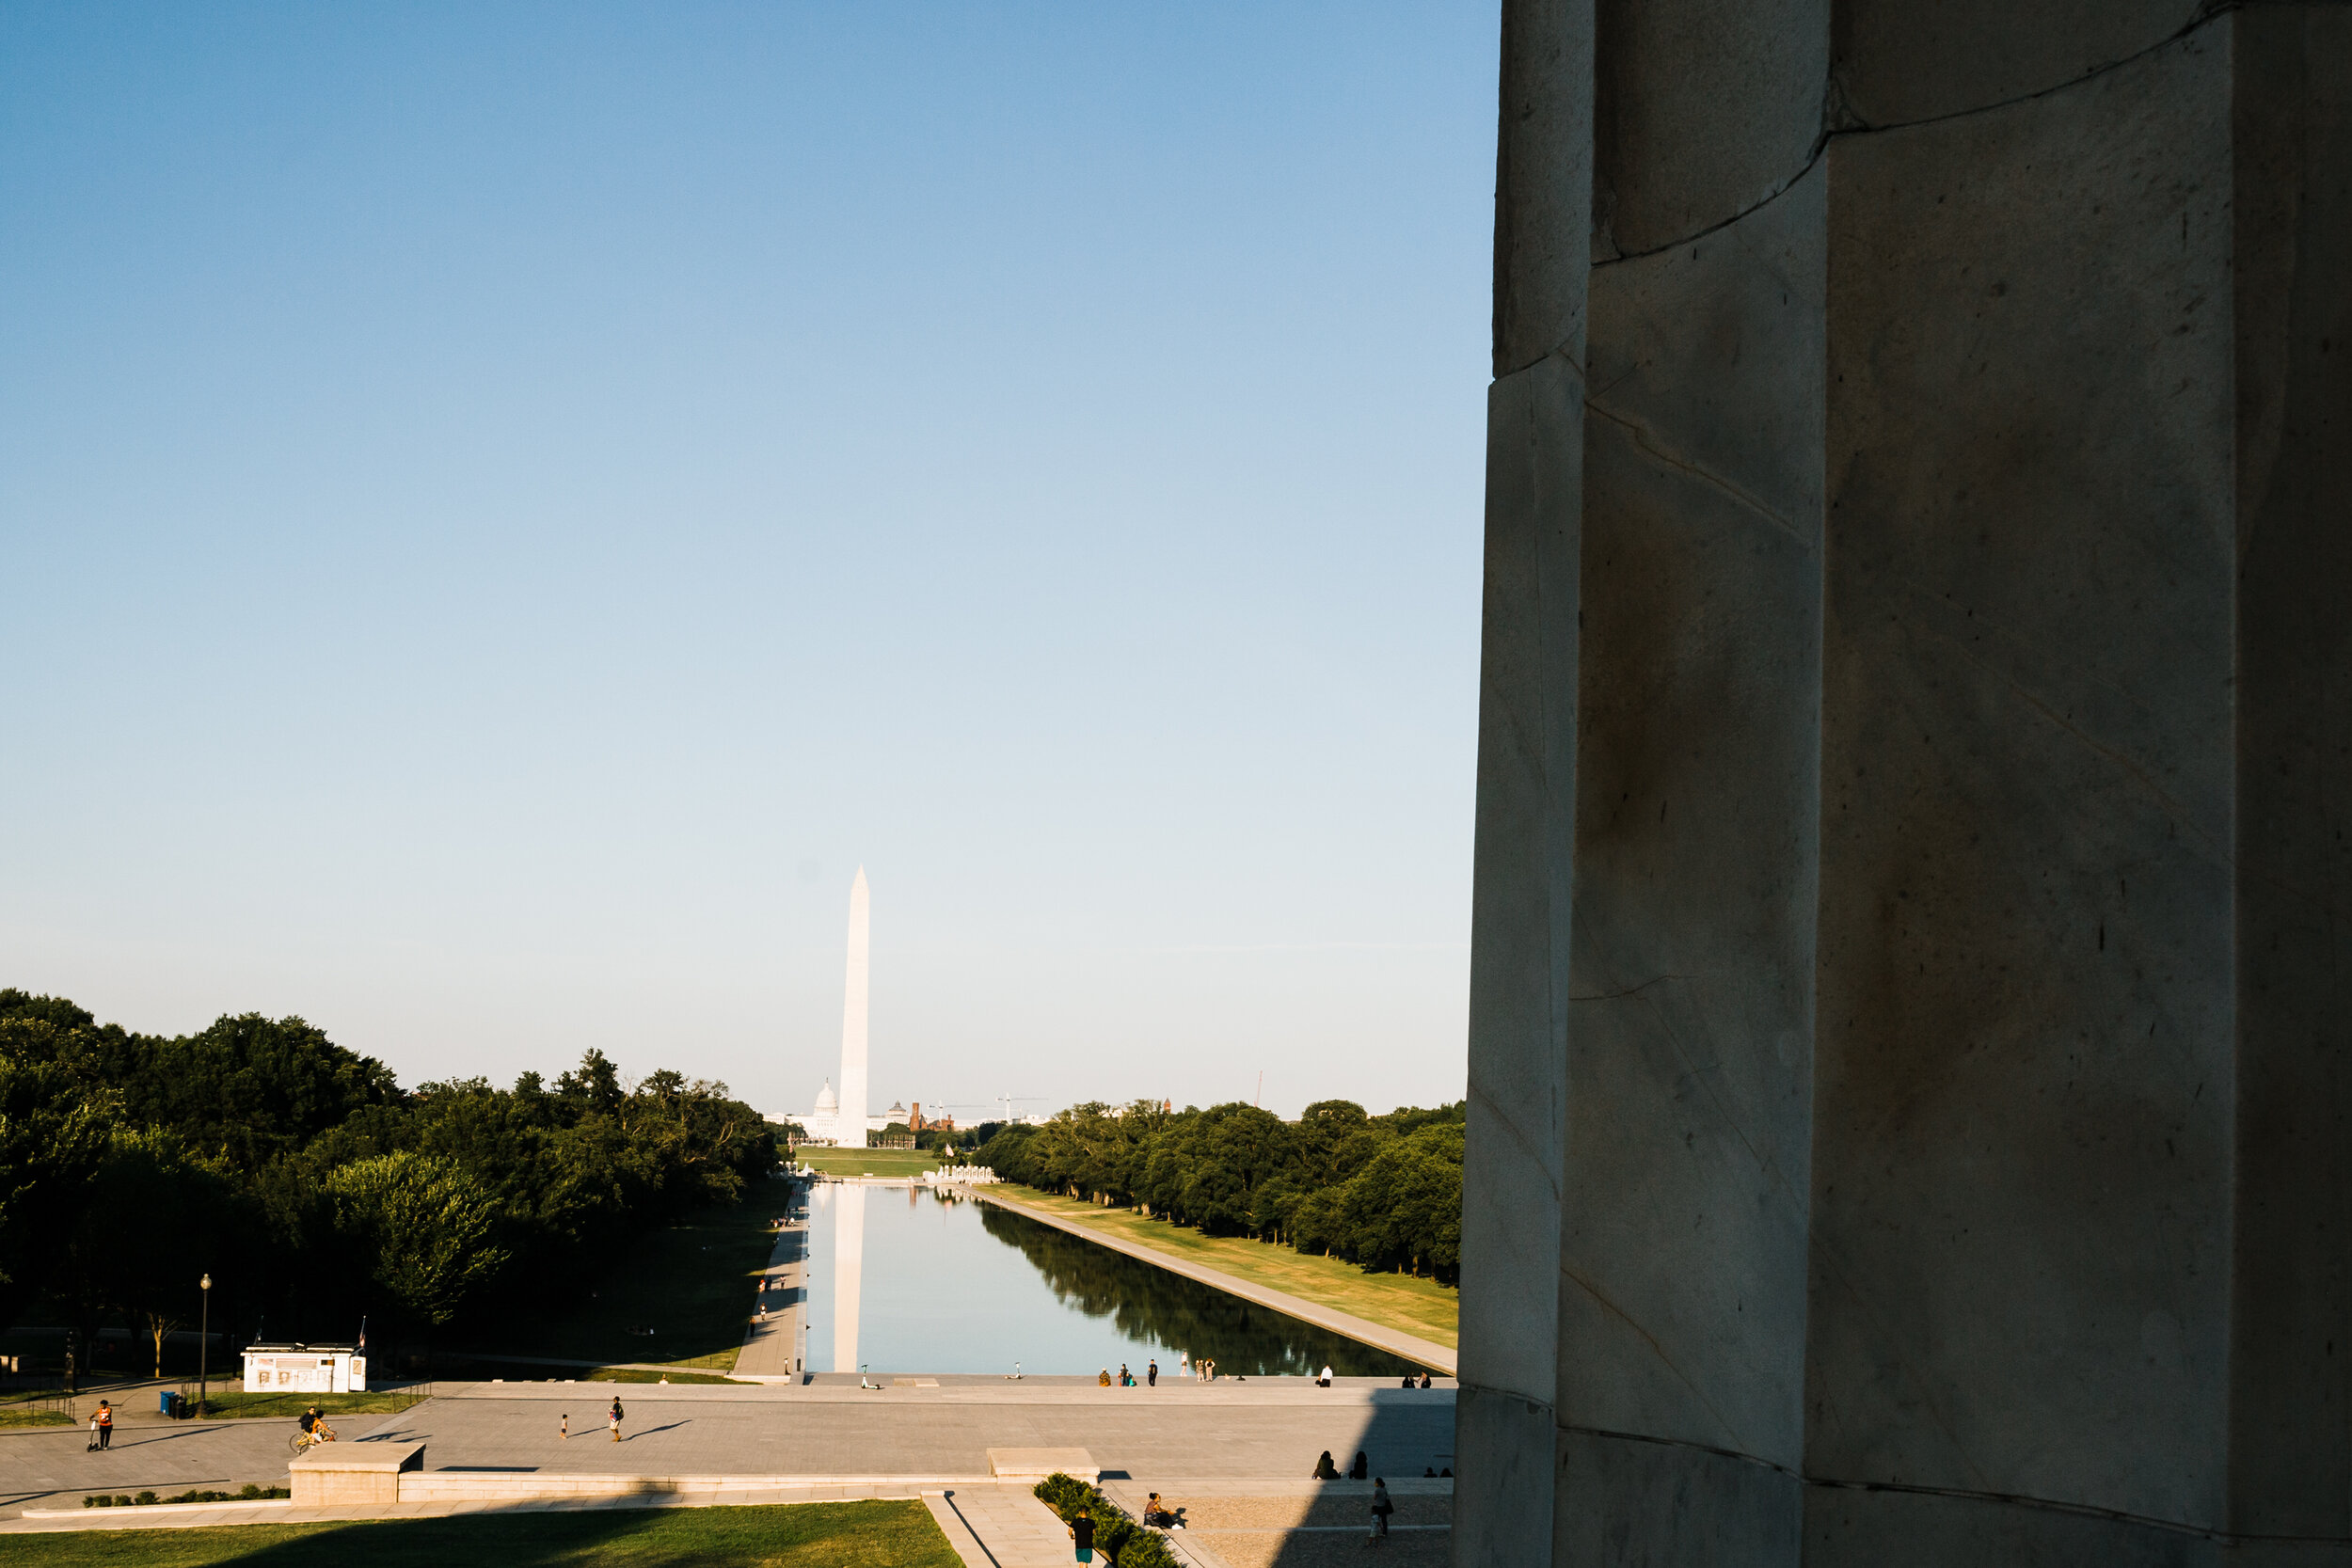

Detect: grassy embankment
448,1185,789,1379
987,1187,1459,1351
0,1500,958,1568
789,1147,939,1179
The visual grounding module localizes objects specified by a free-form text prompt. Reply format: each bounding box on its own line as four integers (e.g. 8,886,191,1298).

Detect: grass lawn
0,1500,958,1568
0,1408,70,1427
193,1388,433,1420
790,1148,939,1179
991,1188,1458,1351
449,1187,789,1375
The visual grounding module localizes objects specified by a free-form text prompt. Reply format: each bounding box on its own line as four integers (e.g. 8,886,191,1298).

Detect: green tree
327,1150,509,1326
0,1011,119,1329
71,1128,242,1374
113,1012,400,1168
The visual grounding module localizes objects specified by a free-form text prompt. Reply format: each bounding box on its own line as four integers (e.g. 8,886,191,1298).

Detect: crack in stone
1559,1263,1752,1454
1591,3,2244,270
1583,400,1808,546
1566,973,1688,1003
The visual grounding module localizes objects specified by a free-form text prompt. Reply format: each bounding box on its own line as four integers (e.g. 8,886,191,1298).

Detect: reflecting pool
803,1182,1427,1378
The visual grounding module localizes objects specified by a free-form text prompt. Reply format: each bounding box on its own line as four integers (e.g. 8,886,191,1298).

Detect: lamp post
197,1275,211,1419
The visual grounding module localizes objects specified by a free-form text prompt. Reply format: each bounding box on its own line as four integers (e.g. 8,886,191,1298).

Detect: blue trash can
159,1390,178,1417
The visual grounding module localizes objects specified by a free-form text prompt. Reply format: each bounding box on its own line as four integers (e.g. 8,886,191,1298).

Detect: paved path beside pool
736,1211,806,1378
956,1186,1457,1375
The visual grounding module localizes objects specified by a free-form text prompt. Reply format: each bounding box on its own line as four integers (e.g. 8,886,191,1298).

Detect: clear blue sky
1,3,1499,1121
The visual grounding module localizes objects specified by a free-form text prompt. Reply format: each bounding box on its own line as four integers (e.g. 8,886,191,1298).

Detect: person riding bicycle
294,1406,336,1449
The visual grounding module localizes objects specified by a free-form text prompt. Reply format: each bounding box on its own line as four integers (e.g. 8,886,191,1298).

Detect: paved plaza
0,1377,1455,1564
366,1378,1453,1482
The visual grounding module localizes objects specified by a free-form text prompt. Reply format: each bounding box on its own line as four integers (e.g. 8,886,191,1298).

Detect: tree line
969,1099,1464,1283
0,990,775,1370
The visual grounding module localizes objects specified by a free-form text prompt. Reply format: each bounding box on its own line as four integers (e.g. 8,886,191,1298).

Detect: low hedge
85,1484,290,1508
1030,1473,1178,1568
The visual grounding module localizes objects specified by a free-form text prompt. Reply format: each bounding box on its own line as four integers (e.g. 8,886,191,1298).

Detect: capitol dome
813,1079,838,1114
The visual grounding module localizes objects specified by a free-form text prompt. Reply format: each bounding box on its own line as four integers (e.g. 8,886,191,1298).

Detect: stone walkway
959,1187,1457,1375
922,1484,1081,1566
735,1210,806,1378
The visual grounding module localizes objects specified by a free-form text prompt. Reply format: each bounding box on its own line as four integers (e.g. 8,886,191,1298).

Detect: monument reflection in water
803,1182,1422,1378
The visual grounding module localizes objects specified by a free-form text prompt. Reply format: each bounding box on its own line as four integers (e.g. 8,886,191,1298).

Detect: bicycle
289,1420,339,1456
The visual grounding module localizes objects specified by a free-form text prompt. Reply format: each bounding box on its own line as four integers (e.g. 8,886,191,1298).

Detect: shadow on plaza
199,1497,928,1566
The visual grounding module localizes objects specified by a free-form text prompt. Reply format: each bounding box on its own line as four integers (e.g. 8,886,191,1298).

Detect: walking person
1369,1477,1393,1541
560,1413,569,1440
608,1396,624,1442
1176,1350,1189,1380
1147,1358,1157,1387
1070,1504,1096,1563
95,1401,112,1450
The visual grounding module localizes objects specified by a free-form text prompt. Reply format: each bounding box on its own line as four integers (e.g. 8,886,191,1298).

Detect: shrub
1029,1472,1179,1568
134,1491,156,1506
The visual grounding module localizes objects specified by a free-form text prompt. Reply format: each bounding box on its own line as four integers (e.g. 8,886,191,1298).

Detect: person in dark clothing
1313,1449,1341,1480
1070,1505,1096,1562
1419,1371,1432,1388
1147,1358,1157,1387
1350,1450,1370,1480
1371,1478,1394,1539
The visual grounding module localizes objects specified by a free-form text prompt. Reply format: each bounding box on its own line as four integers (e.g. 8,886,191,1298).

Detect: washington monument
835,866,869,1143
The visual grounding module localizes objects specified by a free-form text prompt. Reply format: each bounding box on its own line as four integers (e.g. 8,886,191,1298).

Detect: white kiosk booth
242,1343,367,1393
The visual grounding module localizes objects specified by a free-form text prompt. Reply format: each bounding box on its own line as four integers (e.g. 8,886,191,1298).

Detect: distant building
909,1101,957,1132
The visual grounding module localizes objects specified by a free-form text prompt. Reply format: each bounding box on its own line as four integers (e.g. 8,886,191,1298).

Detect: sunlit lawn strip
996,1189,1459,1350
196,1388,431,1420
789,1148,940,1178
0,1499,960,1568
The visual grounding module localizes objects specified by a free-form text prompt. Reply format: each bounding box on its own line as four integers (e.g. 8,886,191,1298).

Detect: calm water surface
803,1182,1426,1378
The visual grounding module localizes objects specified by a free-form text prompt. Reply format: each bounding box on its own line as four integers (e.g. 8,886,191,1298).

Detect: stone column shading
1454,4,2351,1565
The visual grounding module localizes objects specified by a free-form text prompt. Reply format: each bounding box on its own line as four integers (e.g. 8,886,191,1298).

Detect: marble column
1454,4,2351,1564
